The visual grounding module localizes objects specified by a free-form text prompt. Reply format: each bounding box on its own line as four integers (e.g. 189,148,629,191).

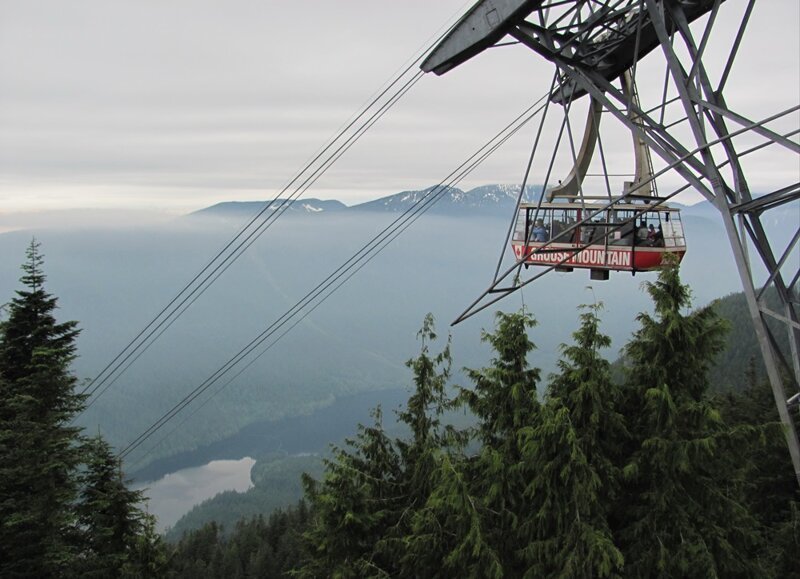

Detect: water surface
138,457,255,532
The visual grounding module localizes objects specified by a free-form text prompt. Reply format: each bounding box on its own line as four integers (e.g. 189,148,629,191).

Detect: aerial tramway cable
119,93,552,462
80,70,424,415
76,7,470,414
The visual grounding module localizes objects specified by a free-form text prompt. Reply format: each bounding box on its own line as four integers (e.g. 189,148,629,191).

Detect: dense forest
168,283,797,541
2,241,798,577
168,266,800,577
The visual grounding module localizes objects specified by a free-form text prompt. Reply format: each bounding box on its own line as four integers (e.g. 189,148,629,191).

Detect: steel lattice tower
422,0,800,485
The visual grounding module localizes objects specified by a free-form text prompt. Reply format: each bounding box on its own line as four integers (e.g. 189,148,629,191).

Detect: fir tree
395,313,454,505
618,262,763,578
124,512,169,578
521,304,625,578
299,314,456,577
299,407,402,577
718,377,800,575
0,240,85,576
458,309,541,574
76,435,152,577
395,315,498,575
404,450,504,578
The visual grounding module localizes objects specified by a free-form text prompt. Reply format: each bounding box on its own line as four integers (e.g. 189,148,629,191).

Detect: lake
137,457,256,532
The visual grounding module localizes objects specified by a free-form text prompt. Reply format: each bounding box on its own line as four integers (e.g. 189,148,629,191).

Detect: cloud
0,1,797,217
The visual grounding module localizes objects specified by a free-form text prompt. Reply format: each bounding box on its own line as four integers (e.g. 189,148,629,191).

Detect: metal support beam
422,0,800,485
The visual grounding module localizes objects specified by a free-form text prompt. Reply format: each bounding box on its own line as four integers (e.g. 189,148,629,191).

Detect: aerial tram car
508,71,687,281
419,1,689,284
512,199,686,280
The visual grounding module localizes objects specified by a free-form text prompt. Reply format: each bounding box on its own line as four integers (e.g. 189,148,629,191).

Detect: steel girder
424,0,800,485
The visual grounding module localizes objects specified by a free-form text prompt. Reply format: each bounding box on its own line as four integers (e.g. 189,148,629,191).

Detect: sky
1,0,798,219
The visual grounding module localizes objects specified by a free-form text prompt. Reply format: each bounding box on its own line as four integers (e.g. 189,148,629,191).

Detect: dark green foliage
169,504,311,578
458,310,541,575
288,314,462,577
76,435,158,577
718,378,800,576
709,288,794,392
521,304,625,578
166,266,798,578
618,264,763,578
298,314,457,577
0,240,86,576
300,408,403,577
396,314,455,504
0,240,166,577
461,310,541,450
405,452,503,579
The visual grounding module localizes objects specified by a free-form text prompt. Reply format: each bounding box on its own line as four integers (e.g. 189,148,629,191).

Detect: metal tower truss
422,0,800,484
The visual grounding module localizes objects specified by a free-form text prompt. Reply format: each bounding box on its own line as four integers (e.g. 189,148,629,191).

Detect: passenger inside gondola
653,226,664,247
532,220,548,242
581,224,595,244
635,220,649,245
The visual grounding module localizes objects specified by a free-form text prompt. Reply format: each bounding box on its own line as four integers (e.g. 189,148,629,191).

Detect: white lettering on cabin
515,245,632,269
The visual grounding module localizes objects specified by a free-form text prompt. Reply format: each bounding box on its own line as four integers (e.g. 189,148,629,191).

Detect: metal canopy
422,0,800,486
421,0,541,75
424,0,723,101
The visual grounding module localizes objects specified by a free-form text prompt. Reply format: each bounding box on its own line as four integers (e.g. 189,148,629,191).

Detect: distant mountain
191,184,543,220
192,186,796,225
191,198,347,219
350,184,542,216
3,183,788,483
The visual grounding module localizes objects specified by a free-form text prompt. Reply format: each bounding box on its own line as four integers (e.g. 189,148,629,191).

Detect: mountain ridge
189,184,543,219
189,185,789,223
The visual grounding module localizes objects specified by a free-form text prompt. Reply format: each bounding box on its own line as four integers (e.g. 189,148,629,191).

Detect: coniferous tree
406,451,504,578
458,309,541,574
618,262,763,578
299,407,402,577
0,240,85,576
396,316,501,576
521,304,625,578
125,512,169,578
718,377,800,576
299,314,456,577
395,313,454,507
76,435,153,577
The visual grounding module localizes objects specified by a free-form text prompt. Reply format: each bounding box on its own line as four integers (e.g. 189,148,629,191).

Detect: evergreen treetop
619,263,762,578
0,240,166,577
0,239,80,389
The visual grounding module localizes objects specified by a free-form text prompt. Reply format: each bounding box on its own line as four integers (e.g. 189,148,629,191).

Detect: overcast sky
1,0,797,218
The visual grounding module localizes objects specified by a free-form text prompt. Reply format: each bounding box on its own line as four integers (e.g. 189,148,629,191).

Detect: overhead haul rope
76,6,470,414
80,71,424,415
121,97,800,463
120,93,552,462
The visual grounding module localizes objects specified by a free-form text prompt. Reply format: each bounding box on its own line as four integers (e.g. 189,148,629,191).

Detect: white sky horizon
1,1,797,220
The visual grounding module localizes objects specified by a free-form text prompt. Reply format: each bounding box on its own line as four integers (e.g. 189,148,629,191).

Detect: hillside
163,283,793,539
1,185,792,476
710,287,795,392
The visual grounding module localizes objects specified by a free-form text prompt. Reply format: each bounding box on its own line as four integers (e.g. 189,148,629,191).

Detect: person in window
636,220,649,245
654,225,665,247
532,220,548,242
647,223,656,244
581,224,595,245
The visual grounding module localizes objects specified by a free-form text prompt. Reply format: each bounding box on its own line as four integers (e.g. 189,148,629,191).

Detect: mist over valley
0,184,787,484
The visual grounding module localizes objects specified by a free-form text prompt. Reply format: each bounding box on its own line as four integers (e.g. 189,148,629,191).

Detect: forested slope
710,287,794,392
167,266,800,578
166,282,797,540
